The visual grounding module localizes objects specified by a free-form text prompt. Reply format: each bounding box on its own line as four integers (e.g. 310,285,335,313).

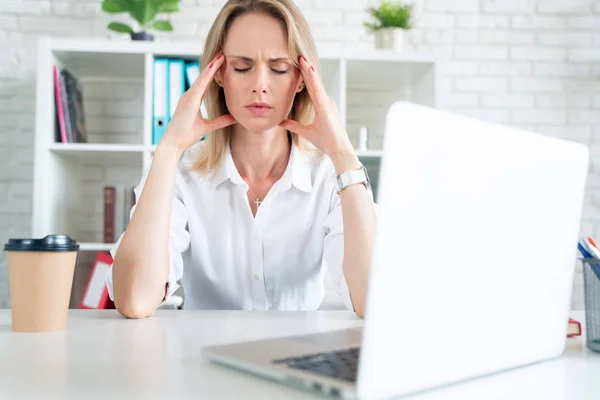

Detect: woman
106,0,377,319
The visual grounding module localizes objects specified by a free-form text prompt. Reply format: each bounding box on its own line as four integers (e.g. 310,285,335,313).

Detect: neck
230,124,291,183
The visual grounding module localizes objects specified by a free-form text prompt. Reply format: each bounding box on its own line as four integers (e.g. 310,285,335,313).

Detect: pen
578,240,600,281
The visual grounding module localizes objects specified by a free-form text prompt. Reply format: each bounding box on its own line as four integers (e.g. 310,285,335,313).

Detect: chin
233,113,285,133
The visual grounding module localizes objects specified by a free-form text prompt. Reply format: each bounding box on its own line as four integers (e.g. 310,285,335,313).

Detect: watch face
361,166,371,183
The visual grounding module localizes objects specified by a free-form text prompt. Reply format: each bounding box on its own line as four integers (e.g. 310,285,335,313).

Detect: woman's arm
330,150,377,318
279,55,376,318
111,142,184,319
111,51,235,319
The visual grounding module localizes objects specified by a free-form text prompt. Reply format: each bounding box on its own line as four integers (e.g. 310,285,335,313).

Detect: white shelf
49,143,148,165
79,243,114,252
49,38,200,78
49,143,149,152
54,49,146,79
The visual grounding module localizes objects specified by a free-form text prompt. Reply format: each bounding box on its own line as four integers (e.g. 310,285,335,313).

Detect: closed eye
234,67,288,75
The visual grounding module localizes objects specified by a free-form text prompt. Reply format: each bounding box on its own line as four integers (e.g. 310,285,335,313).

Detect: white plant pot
374,28,405,51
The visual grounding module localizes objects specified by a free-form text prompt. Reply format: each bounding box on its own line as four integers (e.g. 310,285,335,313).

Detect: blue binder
185,61,207,119
152,58,169,145
185,61,200,88
168,59,186,123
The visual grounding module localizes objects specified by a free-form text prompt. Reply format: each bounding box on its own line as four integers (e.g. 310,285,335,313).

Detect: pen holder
581,257,600,352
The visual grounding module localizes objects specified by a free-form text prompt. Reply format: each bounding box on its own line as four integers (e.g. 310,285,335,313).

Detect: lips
247,102,272,108
246,103,273,116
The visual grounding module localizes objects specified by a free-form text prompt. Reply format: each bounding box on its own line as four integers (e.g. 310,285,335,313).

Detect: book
568,318,581,337
61,67,88,143
104,185,136,244
103,186,115,243
52,64,88,143
52,65,68,143
79,252,115,309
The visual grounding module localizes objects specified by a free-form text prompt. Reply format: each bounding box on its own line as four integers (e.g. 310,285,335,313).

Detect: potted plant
101,0,181,41
364,0,414,51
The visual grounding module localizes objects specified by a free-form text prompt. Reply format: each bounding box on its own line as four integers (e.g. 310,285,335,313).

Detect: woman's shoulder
307,150,334,174
176,140,214,184
300,147,338,190
178,140,204,168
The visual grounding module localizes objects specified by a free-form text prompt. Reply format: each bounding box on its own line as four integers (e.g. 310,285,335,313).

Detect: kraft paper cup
4,234,79,332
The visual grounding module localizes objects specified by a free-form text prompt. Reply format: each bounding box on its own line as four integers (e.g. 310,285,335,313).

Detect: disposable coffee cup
3,234,79,332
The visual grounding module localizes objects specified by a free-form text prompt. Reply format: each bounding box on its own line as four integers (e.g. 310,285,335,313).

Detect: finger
188,52,225,108
204,114,237,133
279,119,311,139
298,56,326,107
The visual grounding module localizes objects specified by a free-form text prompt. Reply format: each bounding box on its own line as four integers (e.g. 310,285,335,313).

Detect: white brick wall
0,0,598,311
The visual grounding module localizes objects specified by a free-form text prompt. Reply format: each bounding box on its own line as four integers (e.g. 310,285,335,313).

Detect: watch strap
336,165,369,193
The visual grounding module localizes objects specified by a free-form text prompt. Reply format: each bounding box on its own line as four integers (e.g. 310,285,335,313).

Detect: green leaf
107,22,134,33
101,0,127,13
152,20,173,32
131,0,158,25
154,0,180,5
157,3,179,13
363,21,382,32
365,1,414,30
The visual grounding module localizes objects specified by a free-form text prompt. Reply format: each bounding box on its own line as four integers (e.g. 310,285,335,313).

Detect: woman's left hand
279,56,355,158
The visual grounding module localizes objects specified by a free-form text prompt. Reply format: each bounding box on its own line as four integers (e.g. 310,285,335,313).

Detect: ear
296,78,305,93
214,69,224,87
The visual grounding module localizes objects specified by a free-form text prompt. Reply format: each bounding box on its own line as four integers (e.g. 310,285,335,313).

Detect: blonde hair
191,0,322,174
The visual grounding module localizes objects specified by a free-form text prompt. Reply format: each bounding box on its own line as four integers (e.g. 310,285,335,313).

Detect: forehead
224,12,289,58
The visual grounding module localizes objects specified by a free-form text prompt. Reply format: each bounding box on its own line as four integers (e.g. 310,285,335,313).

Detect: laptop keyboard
272,347,360,382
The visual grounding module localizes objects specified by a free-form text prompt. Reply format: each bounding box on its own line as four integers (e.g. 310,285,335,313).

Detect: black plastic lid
3,234,79,252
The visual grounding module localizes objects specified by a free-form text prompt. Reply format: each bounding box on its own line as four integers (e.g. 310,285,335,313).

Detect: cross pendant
254,198,262,208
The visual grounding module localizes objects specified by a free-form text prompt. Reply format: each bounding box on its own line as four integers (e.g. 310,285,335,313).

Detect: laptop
202,101,589,399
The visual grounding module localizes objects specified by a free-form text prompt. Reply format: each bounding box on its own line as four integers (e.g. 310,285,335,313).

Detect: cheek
278,76,300,111
275,75,299,103
222,73,245,95
222,74,247,111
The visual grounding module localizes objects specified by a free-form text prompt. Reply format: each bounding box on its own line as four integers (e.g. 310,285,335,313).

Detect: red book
568,318,581,337
104,186,115,243
53,65,68,143
79,252,115,309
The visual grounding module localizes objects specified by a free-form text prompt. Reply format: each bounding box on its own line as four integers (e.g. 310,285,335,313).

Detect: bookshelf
32,37,439,306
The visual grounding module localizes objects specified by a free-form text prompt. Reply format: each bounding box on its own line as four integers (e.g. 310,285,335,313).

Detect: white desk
0,310,598,399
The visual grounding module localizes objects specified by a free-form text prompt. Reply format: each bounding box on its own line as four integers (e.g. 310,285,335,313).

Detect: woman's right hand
160,51,236,154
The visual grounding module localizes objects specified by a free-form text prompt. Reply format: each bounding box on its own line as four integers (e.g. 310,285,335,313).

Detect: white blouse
105,139,377,312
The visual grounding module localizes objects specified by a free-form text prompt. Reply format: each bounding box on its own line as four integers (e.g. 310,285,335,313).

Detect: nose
252,64,269,94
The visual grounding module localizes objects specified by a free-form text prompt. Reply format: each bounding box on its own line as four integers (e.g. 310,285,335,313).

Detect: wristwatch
336,165,371,193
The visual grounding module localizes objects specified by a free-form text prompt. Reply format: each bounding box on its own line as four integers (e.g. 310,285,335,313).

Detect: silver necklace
245,154,289,208
247,187,262,208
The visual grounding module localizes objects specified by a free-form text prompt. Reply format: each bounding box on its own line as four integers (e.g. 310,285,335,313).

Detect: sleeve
322,180,380,314
105,164,191,307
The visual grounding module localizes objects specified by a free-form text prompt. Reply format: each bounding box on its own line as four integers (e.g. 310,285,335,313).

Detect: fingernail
310,66,315,72
300,56,306,63
209,62,214,68
217,53,223,60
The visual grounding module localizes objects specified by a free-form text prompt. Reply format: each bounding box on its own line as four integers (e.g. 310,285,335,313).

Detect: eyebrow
228,56,291,62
